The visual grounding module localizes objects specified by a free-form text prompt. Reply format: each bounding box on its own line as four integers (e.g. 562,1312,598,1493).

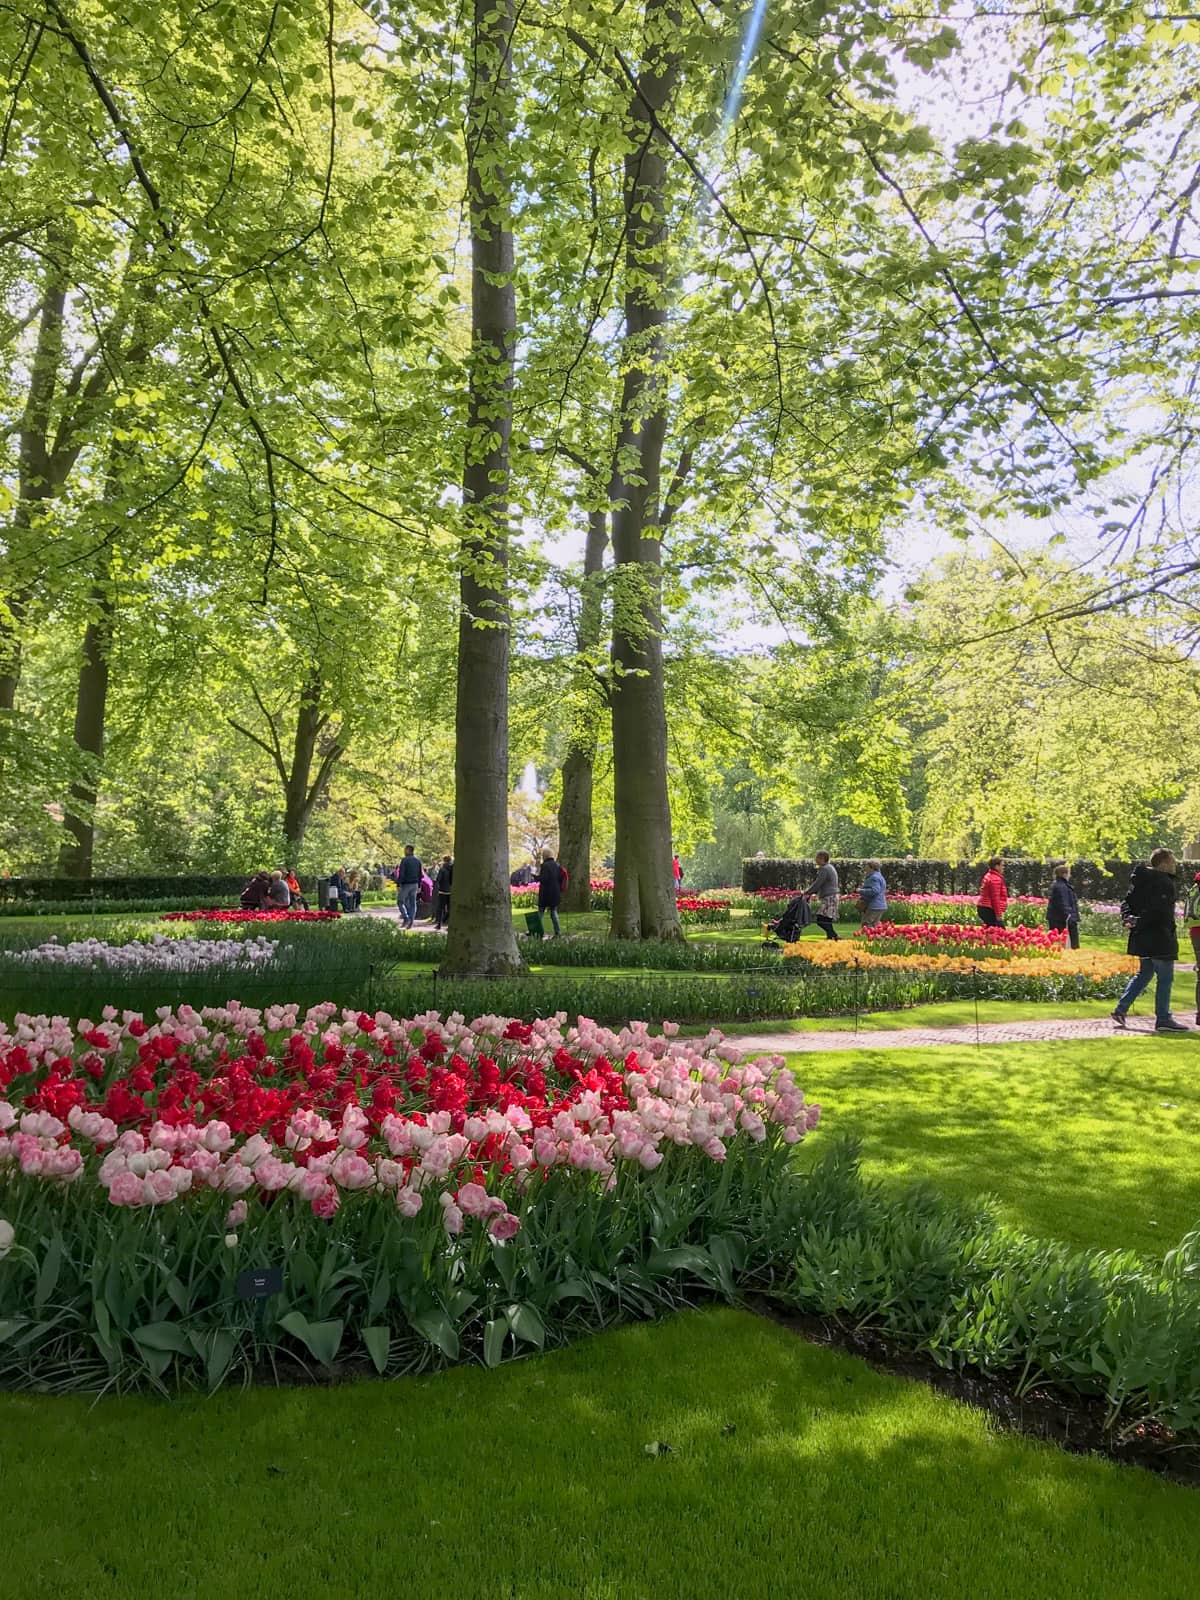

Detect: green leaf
0,1318,28,1346
483,1317,508,1368
367,1267,391,1321
206,1330,236,1392
506,1302,546,1350
647,1246,716,1283
132,1321,193,1354
411,1307,460,1360
35,1234,63,1308
362,1325,390,1374
280,1310,345,1367
549,1277,593,1303
141,1345,173,1381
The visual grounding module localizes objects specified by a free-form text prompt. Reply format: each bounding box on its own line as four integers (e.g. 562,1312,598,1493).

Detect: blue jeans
1116,957,1175,1023
540,903,560,937
398,884,418,926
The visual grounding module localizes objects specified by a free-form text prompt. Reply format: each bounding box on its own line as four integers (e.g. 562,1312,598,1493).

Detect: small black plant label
236,1265,283,1300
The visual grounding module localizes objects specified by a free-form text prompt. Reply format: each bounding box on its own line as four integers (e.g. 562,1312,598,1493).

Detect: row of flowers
162,909,342,924
0,1008,817,1234
1,935,279,972
858,921,1069,959
675,897,731,926
753,889,1050,905
781,940,1137,979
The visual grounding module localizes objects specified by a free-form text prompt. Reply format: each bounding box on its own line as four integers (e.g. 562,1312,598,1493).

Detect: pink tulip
108,1171,144,1207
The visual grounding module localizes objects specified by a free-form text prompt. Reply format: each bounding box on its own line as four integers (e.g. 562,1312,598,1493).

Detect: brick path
728,1016,1196,1054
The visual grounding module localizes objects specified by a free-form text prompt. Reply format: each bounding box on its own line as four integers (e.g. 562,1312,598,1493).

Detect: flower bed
858,922,1068,960
0,1006,816,1390
676,897,731,926
162,909,342,923
782,939,1136,982
1,935,279,972
751,890,1050,928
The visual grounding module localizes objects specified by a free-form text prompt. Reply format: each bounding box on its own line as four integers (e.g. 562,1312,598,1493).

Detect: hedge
0,875,256,905
742,856,1200,900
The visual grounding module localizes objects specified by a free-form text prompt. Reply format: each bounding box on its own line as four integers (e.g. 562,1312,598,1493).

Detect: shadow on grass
1,1309,1195,1600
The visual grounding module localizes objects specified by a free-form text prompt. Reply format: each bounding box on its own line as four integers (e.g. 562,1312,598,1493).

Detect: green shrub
773,1150,1200,1435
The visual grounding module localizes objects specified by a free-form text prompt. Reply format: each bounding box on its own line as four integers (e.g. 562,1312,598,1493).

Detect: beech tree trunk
57,564,114,878
441,0,523,977
608,3,683,943
282,678,343,867
557,506,608,913
0,236,71,712
228,672,345,867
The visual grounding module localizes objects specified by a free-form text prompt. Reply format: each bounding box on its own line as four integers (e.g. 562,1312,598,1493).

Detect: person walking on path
672,853,683,890
1186,869,1200,1026
858,860,888,928
396,845,423,929
805,852,840,940
266,870,291,909
434,855,453,929
538,848,565,938
1046,863,1080,949
1113,848,1189,1033
977,857,1008,928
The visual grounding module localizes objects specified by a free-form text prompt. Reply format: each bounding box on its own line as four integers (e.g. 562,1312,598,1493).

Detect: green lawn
789,1036,1200,1253
712,998,1122,1034
1,1308,1195,1600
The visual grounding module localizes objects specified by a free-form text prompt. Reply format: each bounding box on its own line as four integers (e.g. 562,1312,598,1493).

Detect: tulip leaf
34,1233,63,1308
362,1324,390,1374
506,1302,545,1349
411,1307,459,1360
280,1310,344,1366
132,1320,193,1354
483,1317,508,1368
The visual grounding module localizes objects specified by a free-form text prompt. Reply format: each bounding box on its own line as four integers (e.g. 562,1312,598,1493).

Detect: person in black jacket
240,871,271,910
538,849,564,938
1046,864,1080,949
395,845,422,928
1113,849,1189,1032
434,855,453,929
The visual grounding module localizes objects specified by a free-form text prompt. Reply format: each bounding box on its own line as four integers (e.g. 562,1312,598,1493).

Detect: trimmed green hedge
743,856,1199,900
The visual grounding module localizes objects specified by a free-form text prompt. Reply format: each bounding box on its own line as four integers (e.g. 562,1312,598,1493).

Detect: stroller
765,893,810,946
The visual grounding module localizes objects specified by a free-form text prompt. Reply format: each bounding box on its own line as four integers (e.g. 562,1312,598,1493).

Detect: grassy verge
695,998,1122,1034
2,1308,1196,1600
789,1036,1200,1252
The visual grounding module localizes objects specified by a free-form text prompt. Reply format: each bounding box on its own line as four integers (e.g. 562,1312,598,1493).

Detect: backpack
558,865,569,891
1186,879,1200,924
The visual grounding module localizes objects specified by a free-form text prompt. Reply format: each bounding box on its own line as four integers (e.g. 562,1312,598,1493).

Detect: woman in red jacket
977,857,1008,928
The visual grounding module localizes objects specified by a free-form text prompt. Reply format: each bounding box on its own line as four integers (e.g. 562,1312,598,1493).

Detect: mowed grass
2,1309,1198,1600
789,1037,1200,1253
713,998,1122,1034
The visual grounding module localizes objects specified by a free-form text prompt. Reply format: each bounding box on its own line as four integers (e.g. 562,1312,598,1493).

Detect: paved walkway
728,1016,1194,1053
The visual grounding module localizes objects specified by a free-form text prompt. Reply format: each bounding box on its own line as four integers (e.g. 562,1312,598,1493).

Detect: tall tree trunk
57,560,114,877
608,2,683,942
558,506,609,913
282,676,343,867
441,0,523,977
0,233,71,712
229,673,344,868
